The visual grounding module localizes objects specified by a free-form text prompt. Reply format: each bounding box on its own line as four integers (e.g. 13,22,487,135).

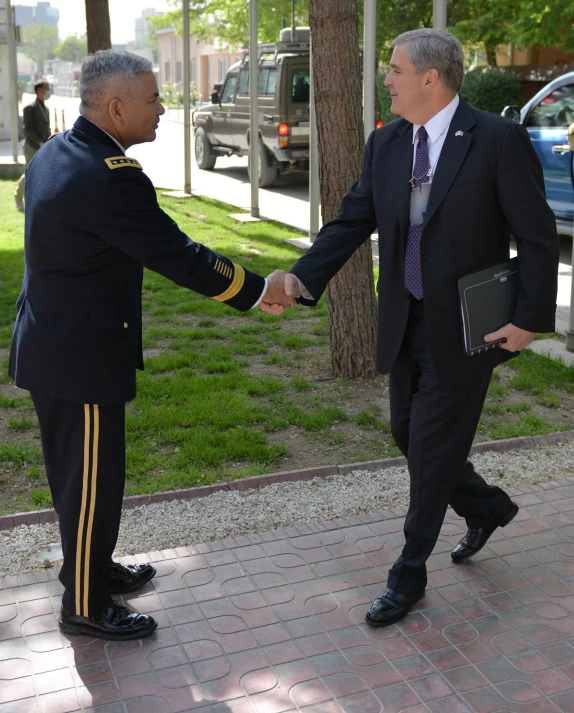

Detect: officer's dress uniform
9,116,266,619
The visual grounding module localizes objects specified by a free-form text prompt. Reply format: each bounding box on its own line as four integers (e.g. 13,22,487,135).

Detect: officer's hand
484,323,534,352
260,270,301,314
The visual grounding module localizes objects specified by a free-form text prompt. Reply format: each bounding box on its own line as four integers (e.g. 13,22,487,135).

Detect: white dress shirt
412,94,459,175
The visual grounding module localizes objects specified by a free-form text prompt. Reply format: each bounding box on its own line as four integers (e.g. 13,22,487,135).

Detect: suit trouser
14,144,38,203
31,392,126,617
386,297,513,594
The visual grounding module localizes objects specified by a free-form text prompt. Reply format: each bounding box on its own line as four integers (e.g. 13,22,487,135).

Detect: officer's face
384,44,430,123
117,72,165,147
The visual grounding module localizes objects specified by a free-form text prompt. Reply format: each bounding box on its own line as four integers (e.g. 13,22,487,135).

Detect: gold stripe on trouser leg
75,405,91,616
83,404,100,617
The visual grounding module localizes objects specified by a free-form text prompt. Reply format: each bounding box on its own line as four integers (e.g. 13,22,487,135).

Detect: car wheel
195,128,217,170
248,138,278,188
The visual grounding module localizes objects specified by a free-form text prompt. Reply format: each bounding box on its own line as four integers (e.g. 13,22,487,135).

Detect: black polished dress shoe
105,562,156,594
365,587,425,627
59,601,158,640
451,501,519,564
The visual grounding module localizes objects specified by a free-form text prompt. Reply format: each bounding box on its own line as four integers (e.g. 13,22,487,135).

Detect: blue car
502,72,574,237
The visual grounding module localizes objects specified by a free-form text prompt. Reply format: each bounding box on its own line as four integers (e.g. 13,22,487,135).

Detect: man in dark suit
268,29,559,626
9,50,291,641
14,80,51,212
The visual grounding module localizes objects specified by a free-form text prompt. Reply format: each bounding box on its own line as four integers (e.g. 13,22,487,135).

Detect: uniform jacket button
123,322,128,329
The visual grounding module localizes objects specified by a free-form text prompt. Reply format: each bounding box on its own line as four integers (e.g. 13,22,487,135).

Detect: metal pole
182,0,192,194
249,0,259,218
7,0,19,163
309,35,320,241
363,0,376,142
433,0,447,30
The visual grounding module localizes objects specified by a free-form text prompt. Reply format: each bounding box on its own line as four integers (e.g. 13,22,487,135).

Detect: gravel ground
1,441,574,578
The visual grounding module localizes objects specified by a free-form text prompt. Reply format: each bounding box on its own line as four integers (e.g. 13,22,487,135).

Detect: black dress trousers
31,392,126,617
386,297,513,594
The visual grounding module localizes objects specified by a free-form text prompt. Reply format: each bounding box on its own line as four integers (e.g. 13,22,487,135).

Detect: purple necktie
405,126,429,300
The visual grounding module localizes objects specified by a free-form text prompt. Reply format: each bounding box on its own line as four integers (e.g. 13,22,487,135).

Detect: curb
1,428,573,532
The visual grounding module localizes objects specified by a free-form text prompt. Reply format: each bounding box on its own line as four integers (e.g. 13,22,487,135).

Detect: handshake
260,270,302,314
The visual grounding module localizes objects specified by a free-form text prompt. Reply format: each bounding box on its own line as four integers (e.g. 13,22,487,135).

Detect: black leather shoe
451,501,519,564
105,562,156,594
59,601,158,640
365,587,425,627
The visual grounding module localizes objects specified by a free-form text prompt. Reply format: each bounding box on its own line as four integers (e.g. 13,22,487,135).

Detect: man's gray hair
79,50,153,114
393,29,464,93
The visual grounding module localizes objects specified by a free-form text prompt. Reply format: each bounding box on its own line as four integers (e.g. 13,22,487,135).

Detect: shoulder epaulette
105,156,143,170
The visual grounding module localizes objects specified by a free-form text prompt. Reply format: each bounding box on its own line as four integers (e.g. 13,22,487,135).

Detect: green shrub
460,69,521,114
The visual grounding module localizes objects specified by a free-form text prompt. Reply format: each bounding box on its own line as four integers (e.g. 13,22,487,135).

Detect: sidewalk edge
1,429,573,531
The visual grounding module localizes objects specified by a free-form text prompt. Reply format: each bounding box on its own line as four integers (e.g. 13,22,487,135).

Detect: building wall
14,1,58,28
496,45,574,67
157,28,240,102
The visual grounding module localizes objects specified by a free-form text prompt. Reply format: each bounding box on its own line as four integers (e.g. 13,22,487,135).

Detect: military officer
9,50,291,641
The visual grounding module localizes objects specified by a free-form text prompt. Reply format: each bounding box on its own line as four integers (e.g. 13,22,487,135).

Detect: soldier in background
14,79,51,212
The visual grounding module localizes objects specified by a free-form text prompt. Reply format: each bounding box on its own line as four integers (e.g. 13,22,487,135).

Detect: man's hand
259,270,301,314
484,323,534,352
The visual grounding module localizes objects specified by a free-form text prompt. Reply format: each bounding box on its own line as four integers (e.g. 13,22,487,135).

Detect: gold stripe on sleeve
83,405,100,617
75,405,91,616
213,264,246,302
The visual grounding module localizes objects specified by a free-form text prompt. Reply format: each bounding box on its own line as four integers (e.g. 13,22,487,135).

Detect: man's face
37,83,50,101
384,44,427,121
116,72,165,146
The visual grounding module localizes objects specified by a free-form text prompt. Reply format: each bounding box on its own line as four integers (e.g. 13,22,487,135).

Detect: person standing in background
14,80,51,212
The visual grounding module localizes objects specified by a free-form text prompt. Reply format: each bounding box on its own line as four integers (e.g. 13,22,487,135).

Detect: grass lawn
0,178,573,514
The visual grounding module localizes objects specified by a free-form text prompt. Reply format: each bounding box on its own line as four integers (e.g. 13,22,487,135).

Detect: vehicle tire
195,128,217,170
248,138,278,188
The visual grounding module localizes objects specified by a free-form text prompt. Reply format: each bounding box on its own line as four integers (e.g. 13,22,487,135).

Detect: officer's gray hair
393,29,464,93
79,50,153,114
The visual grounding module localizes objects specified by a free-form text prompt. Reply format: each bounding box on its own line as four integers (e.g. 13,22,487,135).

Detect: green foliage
291,376,313,391
54,35,87,62
460,69,521,114
0,445,42,468
8,417,35,431
30,489,53,508
21,24,59,66
152,0,309,47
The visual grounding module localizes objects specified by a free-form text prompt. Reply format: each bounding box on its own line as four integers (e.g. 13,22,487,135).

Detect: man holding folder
271,29,559,626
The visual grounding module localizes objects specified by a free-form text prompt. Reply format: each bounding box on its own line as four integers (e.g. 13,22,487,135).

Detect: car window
238,69,249,95
526,84,574,128
291,69,310,104
259,67,278,96
220,74,238,103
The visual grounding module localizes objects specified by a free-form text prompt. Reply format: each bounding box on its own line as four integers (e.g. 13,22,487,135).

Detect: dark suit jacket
9,117,265,404
23,99,50,149
291,98,559,387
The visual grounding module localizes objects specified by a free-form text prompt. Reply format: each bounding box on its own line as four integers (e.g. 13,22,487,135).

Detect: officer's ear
108,98,125,127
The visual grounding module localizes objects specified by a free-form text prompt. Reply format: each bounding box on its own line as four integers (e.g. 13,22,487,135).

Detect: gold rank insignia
213,263,246,302
105,156,143,170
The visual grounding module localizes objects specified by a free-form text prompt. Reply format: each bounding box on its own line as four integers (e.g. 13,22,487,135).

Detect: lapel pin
455,131,464,137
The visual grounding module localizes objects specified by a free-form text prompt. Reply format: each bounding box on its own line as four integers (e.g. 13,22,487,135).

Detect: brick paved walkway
3,478,574,713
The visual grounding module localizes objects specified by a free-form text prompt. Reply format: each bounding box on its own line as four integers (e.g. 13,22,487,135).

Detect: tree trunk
485,44,498,66
309,0,378,379
85,0,112,54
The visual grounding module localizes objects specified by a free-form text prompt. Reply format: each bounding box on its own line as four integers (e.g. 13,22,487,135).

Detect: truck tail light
278,123,289,148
